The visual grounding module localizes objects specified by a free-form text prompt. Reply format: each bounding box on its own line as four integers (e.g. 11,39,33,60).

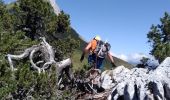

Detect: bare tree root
7,37,72,75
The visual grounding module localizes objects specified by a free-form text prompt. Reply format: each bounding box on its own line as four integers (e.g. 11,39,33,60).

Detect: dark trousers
88,54,104,70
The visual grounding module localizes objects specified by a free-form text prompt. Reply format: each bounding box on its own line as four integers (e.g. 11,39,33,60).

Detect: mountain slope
68,28,133,70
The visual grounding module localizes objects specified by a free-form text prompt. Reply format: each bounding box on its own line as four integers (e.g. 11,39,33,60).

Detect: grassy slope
71,50,133,71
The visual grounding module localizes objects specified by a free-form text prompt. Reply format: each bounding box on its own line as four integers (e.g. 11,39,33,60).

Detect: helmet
94,35,101,41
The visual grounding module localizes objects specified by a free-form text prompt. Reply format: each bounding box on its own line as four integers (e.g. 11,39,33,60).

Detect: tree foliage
0,0,13,31
136,57,149,68
14,0,56,39
0,0,79,99
147,12,170,63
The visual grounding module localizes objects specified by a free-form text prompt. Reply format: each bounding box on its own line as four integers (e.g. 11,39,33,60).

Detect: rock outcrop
49,0,60,15
100,57,170,100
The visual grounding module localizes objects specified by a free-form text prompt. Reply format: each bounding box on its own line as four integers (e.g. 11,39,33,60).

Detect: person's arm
85,42,92,53
80,42,92,62
107,52,116,67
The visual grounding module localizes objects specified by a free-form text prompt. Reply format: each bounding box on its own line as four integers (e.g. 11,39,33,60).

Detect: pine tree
136,57,149,68
0,0,80,99
12,0,55,39
147,12,170,63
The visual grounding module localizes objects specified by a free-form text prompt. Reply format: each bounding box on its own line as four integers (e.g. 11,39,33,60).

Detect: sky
56,0,170,65
4,0,170,65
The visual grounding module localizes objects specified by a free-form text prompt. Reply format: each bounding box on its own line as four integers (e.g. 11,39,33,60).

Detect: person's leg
88,54,94,69
88,54,92,64
96,57,104,70
91,53,97,68
88,54,97,69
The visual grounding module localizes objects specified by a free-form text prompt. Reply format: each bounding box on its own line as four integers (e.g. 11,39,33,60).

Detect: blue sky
56,0,170,64
4,0,170,64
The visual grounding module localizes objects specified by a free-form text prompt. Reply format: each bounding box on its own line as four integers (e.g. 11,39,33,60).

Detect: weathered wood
7,45,38,71
7,37,72,75
57,58,74,85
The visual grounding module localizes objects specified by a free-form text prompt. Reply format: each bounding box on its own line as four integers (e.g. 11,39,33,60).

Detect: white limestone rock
99,57,170,100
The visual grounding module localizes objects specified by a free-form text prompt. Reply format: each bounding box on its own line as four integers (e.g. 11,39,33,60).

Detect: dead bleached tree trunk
7,37,72,75
7,45,39,71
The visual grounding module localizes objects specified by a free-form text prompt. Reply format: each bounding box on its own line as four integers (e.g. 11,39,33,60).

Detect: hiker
80,35,116,70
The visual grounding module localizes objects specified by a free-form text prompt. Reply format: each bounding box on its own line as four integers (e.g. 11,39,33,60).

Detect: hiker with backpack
80,35,116,70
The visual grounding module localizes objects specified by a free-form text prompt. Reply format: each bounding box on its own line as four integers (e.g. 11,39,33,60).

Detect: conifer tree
147,12,170,63
0,0,79,99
